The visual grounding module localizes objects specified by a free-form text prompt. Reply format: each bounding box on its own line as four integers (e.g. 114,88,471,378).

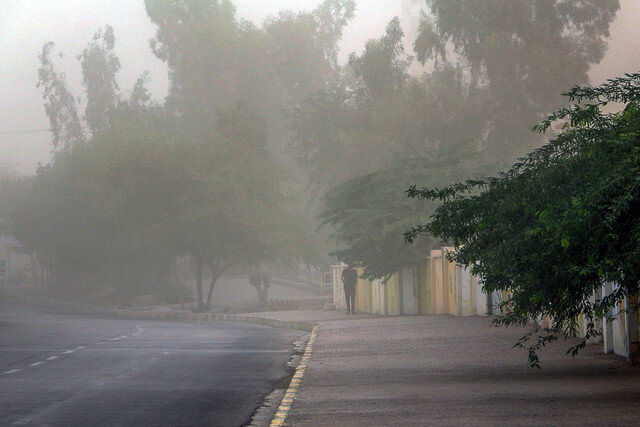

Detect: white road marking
162,352,170,355
46,356,58,361
109,337,120,341
97,341,106,344
4,369,21,374
63,350,75,354
29,362,44,367
75,346,85,350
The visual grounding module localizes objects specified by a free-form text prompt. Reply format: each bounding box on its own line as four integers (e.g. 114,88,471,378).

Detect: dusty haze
1,0,639,174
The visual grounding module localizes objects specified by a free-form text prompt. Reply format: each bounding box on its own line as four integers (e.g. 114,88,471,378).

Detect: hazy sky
1,0,638,174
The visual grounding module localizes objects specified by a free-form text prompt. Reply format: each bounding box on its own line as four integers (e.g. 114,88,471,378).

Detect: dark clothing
345,286,356,312
341,267,358,289
341,267,358,312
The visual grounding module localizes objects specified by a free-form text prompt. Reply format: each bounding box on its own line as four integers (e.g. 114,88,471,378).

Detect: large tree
317,57,491,277
311,1,621,284
292,16,492,194
414,0,620,159
168,102,299,311
291,18,412,193
406,73,640,367
144,0,353,305
322,152,489,279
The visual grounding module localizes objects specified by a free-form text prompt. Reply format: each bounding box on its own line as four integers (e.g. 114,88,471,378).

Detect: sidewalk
281,314,640,426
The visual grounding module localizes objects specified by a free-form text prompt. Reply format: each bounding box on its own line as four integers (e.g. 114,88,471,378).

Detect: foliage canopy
406,73,640,367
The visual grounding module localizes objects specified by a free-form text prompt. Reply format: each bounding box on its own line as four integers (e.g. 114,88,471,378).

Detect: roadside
281,315,640,426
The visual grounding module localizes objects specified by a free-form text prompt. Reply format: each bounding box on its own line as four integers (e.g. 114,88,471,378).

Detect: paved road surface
0,296,302,426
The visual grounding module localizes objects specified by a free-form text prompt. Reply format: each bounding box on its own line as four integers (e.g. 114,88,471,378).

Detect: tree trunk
205,273,218,311
205,258,225,311
196,257,203,312
256,286,263,304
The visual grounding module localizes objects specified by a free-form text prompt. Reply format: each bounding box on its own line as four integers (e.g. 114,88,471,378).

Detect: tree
323,150,490,279
144,0,351,308
77,25,121,134
37,42,86,152
302,22,492,278
11,102,180,293
348,17,410,99
169,102,297,311
145,0,354,153
262,0,355,101
405,72,640,367
25,26,180,294
291,18,412,193
248,264,272,304
291,19,490,194
414,0,620,159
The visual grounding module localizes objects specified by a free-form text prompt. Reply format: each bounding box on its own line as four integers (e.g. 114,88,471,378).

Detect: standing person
341,264,358,314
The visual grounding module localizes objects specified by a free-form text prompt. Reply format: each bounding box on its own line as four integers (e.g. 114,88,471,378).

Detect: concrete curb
270,325,319,426
106,308,319,333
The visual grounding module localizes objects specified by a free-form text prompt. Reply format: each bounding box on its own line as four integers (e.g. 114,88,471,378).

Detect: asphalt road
0,296,303,426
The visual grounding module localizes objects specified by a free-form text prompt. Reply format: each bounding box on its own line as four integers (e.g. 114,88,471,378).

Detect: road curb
107,308,319,333
270,324,319,426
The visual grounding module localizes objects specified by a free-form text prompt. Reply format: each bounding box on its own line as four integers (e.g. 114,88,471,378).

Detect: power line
0,161,45,164
0,129,51,136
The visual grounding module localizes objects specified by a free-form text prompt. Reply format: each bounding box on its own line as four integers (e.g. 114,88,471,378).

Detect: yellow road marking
270,325,319,426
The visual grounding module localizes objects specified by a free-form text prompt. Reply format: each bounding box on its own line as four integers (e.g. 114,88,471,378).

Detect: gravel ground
287,315,640,426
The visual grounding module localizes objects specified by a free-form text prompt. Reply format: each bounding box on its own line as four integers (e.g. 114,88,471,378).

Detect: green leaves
323,154,491,279
408,72,640,366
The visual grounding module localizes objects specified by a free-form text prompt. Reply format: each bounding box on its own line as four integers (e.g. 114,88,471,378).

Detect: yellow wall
371,279,386,315
430,250,444,314
442,248,458,315
355,267,372,313
415,261,430,314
